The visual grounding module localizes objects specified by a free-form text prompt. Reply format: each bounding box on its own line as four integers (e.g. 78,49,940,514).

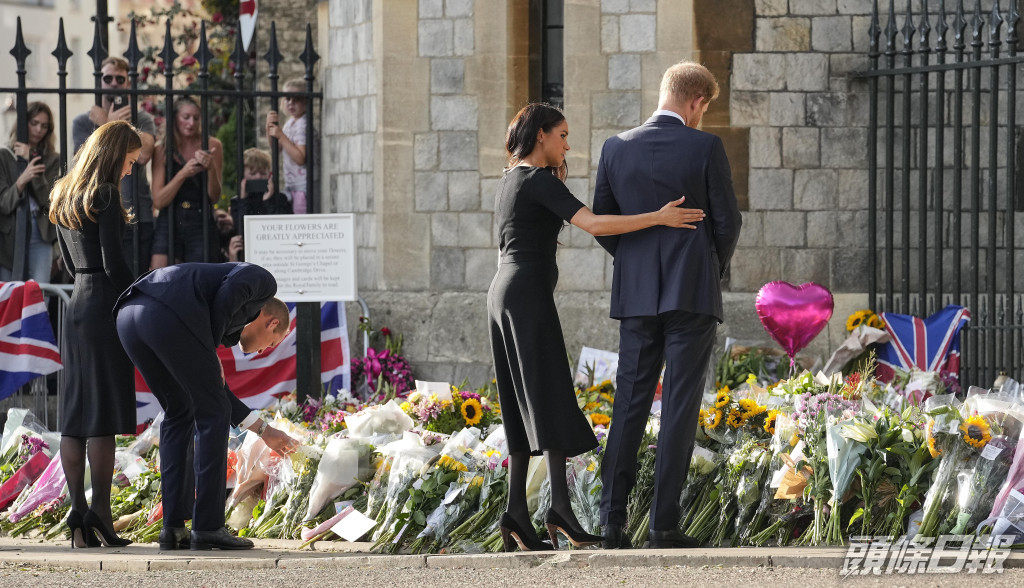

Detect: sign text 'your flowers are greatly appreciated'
244,214,357,302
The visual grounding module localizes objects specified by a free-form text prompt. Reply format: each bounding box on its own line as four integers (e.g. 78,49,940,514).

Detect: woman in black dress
489,103,704,551
49,120,141,548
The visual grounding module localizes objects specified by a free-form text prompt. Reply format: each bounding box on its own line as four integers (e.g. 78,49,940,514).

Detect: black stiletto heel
499,512,553,552
67,511,99,548
544,509,603,549
84,510,131,547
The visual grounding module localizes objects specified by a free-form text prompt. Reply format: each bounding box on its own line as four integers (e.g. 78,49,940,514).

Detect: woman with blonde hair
150,95,223,267
0,101,60,282
50,120,141,548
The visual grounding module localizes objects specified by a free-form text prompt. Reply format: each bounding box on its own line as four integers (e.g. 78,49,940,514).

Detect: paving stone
602,0,630,15
419,0,443,19
601,16,620,53
444,0,473,18
453,18,474,56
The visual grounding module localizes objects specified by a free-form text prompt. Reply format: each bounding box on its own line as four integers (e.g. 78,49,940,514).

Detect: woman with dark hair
150,96,223,268
50,120,142,548
488,103,704,552
0,101,60,283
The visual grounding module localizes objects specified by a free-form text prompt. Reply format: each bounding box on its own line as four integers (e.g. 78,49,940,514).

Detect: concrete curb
0,538,1021,572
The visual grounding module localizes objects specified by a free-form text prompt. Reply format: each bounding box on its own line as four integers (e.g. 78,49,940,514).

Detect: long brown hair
158,96,202,157
7,102,56,156
504,103,565,169
49,121,141,229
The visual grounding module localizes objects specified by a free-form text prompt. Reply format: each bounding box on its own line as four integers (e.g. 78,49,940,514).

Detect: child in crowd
228,148,291,261
266,79,308,214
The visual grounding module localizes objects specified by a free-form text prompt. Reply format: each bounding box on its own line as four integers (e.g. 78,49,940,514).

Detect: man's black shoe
602,524,633,549
158,526,190,550
646,529,700,549
190,528,254,550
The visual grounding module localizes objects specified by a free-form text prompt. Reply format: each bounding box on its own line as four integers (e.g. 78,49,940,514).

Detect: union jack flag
134,301,350,427
0,281,62,401
875,304,971,383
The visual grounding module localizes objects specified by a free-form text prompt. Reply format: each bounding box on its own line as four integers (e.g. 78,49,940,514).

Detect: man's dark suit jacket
115,262,277,425
593,114,743,322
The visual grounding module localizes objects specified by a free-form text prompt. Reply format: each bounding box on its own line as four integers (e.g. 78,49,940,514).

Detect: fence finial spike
159,18,178,76
230,25,247,79
52,18,72,71
86,15,107,70
299,23,320,77
901,0,916,52
936,0,949,51
124,18,143,70
196,20,215,73
919,0,932,49
869,0,881,56
884,0,899,54
990,0,1005,42
971,0,986,45
263,21,285,76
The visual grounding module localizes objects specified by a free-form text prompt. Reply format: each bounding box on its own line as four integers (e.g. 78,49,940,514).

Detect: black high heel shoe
83,510,132,547
544,508,603,549
499,512,553,552
67,511,99,548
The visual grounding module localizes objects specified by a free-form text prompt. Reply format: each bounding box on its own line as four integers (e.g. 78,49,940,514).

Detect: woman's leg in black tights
86,435,117,529
506,452,531,526
60,436,89,514
544,450,585,531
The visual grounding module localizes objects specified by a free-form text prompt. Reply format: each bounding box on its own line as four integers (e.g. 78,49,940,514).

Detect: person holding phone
1,101,60,283
150,96,224,268
227,149,290,261
72,57,157,275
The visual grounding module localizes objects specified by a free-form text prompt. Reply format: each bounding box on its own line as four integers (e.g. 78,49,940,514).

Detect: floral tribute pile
3,315,1024,552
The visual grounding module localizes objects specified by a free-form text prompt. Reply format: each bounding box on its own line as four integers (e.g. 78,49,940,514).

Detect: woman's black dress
487,166,598,457
57,184,136,436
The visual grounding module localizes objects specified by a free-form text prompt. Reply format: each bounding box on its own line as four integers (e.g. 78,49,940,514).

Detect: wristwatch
256,419,269,437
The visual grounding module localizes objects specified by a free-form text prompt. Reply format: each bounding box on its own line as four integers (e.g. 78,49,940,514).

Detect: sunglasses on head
102,74,127,85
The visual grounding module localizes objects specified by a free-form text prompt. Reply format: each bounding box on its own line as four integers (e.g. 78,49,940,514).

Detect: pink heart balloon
755,281,835,359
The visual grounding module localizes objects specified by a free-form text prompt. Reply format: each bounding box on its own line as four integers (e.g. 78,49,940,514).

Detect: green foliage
215,102,257,202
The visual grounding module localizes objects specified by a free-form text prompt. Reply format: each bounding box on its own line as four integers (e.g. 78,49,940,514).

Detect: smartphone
113,95,127,107
246,179,268,195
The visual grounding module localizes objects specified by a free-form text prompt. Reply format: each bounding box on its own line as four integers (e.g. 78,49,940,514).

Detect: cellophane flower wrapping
304,436,374,521
5,451,66,523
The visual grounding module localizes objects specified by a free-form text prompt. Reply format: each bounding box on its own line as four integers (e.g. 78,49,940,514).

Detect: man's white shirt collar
653,109,686,126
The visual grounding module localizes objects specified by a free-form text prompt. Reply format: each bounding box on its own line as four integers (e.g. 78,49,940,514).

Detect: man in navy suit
594,61,742,548
114,262,297,550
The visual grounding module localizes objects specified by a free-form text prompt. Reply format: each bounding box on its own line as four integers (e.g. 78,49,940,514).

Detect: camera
246,179,268,195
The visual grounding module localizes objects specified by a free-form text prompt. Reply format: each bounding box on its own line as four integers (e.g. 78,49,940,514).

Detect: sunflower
704,408,723,430
601,393,615,405
738,398,761,417
591,413,611,426
764,409,780,436
583,401,600,411
866,313,885,329
715,387,731,408
960,415,992,450
846,310,872,331
926,420,942,458
698,408,707,427
461,398,483,426
726,408,746,429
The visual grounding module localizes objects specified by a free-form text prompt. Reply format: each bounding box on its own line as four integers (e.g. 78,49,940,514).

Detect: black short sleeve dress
57,184,137,436
487,166,599,457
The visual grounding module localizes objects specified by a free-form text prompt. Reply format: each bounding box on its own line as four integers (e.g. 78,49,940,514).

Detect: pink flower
213,12,224,23
181,55,197,67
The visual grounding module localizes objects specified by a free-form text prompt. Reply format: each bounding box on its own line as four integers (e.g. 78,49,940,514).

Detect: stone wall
320,0,877,388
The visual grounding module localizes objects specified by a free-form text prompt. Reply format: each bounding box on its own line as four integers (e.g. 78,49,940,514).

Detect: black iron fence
863,0,1024,387
2,15,321,276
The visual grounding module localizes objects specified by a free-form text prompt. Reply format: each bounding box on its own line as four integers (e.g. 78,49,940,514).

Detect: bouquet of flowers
401,387,499,435
351,318,415,400
0,435,51,510
3,451,67,524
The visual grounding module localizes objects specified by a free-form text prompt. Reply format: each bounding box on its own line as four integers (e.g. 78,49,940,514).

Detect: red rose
213,12,224,23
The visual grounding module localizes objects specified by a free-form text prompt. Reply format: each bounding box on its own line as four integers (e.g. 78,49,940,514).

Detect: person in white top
265,79,308,214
